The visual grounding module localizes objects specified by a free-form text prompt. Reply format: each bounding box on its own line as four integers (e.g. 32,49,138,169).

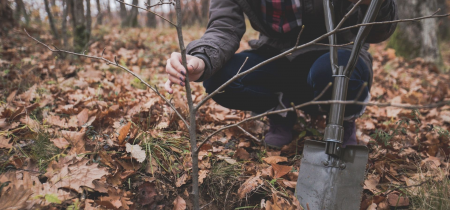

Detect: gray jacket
187,0,398,84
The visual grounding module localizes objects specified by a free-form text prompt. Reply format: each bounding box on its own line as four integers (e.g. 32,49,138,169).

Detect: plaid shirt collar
261,0,303,33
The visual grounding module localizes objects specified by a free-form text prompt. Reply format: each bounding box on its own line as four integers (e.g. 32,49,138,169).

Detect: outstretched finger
165,80,173,94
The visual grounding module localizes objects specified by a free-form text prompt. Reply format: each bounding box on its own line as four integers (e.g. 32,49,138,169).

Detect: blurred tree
62,0,69,47
119,1,127,20
123,0,139,27
146,0,157,28
44,0,60,39
69,0,90,51
200,0,209,24
0,0,14,35
14,0,30,25
388,0,444,64
86,0,92,39
106,0,111,17
96,0,102,25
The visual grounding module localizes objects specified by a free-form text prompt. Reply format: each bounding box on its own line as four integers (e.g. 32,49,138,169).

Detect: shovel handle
324,0,384,156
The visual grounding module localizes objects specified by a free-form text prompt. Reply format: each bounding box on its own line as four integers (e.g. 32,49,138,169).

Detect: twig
313,42,354,47
197,98,450,150
24,29,189,129
145,0,175,9
194,6,450,111
236,57,249,75
337,10,450,33
237,126,261,143
115,0,176,26
294,25,306,48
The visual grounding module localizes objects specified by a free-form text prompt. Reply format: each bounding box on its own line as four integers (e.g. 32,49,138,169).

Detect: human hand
164,52,205,94
347,0,384,5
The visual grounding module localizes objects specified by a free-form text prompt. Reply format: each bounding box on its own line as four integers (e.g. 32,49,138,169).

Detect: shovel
295,0,384,209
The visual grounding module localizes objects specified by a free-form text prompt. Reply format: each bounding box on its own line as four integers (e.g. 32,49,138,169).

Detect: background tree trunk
146,0,157,28
119,1,127,23
437,0,450,40
62,0,69,48
70,0,88,52
201,0,209,25
44,0,60,39
388,0,442,64
96,0,102,25
86,0,92,40
123,0,139,27
0,0,14,35
107,0,111,17
14,0,30,25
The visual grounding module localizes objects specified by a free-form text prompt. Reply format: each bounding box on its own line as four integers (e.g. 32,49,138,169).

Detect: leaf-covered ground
1,25,450,210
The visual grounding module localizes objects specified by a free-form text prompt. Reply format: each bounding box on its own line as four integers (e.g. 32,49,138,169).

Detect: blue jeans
203,49,371,117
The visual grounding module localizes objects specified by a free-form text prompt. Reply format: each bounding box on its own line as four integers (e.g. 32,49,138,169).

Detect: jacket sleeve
342,0,398,43
186,0,246,82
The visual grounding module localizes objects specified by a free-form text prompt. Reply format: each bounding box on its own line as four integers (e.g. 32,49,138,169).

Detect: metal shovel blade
295,140,369,210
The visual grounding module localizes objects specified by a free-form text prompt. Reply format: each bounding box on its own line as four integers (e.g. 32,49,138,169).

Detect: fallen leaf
272,164,292,179
125,143,146,163
50,138,70,149
173,196,186,210
238,173,263,199
198,170,208,184
234,148,250,160
0,136,12,149
118,121,131,145
77,108,89,127
62,129,86,154
176,173,188,187
263,156,288,165
387,192,409,207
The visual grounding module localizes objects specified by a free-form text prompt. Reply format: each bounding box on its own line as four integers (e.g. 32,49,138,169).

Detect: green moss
387,30,420,60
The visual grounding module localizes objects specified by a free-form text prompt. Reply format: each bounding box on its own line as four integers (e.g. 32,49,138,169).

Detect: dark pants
203,49,371,117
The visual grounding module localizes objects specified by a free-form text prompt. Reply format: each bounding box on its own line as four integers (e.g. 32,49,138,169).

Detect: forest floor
1,24,450,210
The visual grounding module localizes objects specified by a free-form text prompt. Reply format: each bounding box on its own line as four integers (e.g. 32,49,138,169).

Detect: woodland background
1,0,450,209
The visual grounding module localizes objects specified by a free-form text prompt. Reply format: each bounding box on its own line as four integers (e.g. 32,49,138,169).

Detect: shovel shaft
324,0,384,156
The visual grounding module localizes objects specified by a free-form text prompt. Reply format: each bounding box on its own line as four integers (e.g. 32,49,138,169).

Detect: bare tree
123,0,139,27
86,0,92,40
26,0,450,209
146,0,157,28
62,0,69,47
119,1,127,21
388,0,443,64
0,0,14,35
14,0,30,25
44,0,59,39
69,0,89,51
96,0,103,25
200,0,209,24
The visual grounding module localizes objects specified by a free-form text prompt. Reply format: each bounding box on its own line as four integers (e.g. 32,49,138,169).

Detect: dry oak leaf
118,121,132,145
125,143,146,163
238,172,263,199
46,115,69,128
272,164,292,179
234,148,250,160
364,174,380,193
263,156,288,165
0,135,13,149
198,170,208,185
49,158,108,193
77,108,89,127
50,138,70,149
0,184,33,210
176,173,188,187
173,196,187,210
387,192,409,207
62,129,86,154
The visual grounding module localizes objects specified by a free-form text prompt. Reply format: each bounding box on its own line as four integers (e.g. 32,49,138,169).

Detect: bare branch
198,99,450,150
115,0,176,27
145,0,175,9
294,25,306,48
237,126,261,143
24,29,189,129
194,6,450,111
335,0,364,30
313,42,354,47
236,57,249,75
337,10,450,33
